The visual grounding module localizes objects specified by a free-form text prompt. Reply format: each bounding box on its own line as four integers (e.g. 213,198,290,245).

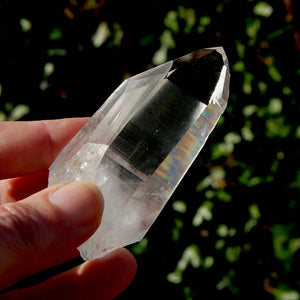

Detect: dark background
1,0,300,298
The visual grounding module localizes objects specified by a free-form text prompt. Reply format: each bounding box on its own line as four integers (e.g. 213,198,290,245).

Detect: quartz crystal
49,47,230,260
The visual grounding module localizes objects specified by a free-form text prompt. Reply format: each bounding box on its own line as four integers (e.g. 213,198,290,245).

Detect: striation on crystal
48,47,230,260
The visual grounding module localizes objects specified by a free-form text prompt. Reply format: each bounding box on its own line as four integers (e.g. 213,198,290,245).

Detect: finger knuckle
0,203,44,252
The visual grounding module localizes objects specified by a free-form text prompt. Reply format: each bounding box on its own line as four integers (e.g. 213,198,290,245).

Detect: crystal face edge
48,47,230,260
48,60,173,180
49,47,227,179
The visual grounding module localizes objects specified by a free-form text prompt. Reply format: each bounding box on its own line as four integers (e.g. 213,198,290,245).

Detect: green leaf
246,18,261,44
203,256,214,269
49,28,63,40
249,203,261,220
91,22,110,48
265,117,292,138
172,200,187,213
9,104,30,121
131,238,148,255
268,64,282,82
167,270,182,284
20,18,32,32
192,201,213,226
253,2,273,18
164,11,179,33
268,98,283,114
178,244,202,270
271,224,295,271
225,246,242,263
178,6,196,34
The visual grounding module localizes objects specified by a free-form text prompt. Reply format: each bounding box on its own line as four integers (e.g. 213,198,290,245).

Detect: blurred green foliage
1,0,300,298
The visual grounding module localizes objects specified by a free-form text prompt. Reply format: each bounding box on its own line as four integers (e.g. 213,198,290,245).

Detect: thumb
0,181,103,291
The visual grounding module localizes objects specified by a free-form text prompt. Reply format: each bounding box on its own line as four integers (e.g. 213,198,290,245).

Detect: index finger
0,118,88,179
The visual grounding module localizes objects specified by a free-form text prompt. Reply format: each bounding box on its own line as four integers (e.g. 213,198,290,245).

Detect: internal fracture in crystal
49,47,230,260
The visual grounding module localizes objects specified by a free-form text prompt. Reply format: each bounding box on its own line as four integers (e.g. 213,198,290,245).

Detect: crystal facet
48,47,230,260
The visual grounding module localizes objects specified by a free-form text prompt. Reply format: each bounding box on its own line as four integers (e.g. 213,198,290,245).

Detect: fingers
0,181,103,291
0,171,49,204
0,118,88,179
1,249,137,300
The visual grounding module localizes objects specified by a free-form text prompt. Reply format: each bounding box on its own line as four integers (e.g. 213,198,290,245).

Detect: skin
0,119,137,299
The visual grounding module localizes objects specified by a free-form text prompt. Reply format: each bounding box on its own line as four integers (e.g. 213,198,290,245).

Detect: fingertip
81,248,137,280
72,181,105,226
0,248,137,300
49,181,104,230
75,181,104,214
111,248,137,276
101,248,137,294
76,248,137,299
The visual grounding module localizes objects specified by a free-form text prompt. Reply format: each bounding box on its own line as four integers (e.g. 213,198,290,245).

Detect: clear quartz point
48,47,230,260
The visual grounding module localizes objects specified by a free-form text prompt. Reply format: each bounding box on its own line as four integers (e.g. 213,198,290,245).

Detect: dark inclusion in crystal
168,50,224,104
110,50,224,176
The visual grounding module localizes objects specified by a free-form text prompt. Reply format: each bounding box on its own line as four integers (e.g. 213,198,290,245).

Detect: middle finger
0,171,49,204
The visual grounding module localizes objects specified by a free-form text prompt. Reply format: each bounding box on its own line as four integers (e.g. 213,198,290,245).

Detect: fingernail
49,181,103,229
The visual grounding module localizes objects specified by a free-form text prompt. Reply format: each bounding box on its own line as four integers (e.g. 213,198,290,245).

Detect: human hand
0,119,137,299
